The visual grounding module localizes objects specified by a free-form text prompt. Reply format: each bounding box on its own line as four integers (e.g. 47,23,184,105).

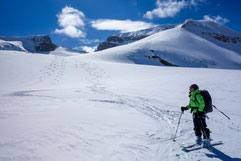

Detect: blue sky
1,0,241,51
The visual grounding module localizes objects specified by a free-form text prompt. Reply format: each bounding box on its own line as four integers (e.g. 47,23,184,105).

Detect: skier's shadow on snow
206,146,241,161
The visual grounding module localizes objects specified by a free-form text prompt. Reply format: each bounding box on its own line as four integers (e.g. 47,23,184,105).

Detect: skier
181,84,211,147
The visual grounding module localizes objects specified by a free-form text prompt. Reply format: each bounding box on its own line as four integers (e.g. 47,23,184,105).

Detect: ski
181,141,223,152
180,143,199,149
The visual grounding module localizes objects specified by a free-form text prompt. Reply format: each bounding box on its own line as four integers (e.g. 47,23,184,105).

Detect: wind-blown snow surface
1,49,241,161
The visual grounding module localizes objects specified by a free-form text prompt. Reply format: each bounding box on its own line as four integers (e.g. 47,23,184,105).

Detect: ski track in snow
0,53,241,161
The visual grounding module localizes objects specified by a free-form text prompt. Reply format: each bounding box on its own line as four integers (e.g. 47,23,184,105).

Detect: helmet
190,84,199,90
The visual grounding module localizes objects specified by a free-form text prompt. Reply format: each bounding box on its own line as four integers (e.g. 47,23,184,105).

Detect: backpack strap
194,93,201,104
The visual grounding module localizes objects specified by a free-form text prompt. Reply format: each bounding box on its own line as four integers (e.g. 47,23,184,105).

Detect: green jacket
186,89,205,113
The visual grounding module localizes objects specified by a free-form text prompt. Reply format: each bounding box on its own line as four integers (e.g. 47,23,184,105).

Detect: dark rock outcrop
202,32,241,43
97,35,147,51
146,54,178,66
97,42,119,51
31,35,57,52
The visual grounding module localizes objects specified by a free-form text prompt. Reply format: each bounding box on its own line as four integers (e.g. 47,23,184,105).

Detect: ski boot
203,138,211,147
196,136,202,145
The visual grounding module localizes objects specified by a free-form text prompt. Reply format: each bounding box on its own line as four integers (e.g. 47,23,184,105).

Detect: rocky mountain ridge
0,35,57,53
96,24,177,51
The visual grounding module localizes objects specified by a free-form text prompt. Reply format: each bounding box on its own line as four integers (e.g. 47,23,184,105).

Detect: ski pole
212,105,230,120
173,112,183,142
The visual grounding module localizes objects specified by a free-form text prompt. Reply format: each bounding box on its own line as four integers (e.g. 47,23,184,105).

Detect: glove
191,107,198,113
181,106,188,112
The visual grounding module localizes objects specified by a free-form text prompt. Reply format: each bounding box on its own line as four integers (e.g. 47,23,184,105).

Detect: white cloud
203,15,229,24
144,0,205,19
55,26,86,38
82,46,96,53
55,6,86,38
74,46,97,53
79,39,100,44
144,0,188,19
91,19,155,33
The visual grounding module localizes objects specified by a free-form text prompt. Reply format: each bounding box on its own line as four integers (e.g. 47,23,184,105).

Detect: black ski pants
193,113,210,139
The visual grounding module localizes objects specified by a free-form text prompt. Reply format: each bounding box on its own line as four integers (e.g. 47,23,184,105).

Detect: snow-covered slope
0,35,57,53
96,24,176,51
0,19,241,161
0,49,241,161
49,46,84,56
181,19,241,54
0,40,27,52
90,20,241,70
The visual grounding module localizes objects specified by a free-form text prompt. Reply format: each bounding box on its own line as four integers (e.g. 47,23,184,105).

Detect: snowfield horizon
1,19,241,70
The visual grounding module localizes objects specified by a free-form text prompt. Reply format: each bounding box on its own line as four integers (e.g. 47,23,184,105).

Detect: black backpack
195,90,213,113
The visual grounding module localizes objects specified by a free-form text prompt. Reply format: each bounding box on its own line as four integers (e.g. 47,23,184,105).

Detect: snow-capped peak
180,19,241,54
115,24,177,38
180,19,241,37
90,19,241,70
0,35,57,53
96,24,177,51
